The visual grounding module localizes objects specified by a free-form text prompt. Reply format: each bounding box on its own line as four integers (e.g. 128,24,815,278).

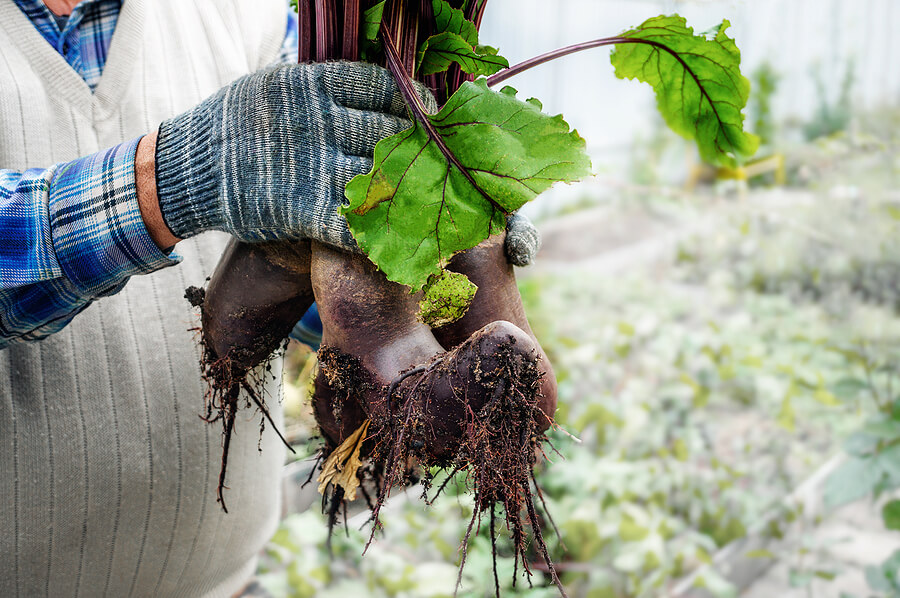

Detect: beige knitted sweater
0,1,290,596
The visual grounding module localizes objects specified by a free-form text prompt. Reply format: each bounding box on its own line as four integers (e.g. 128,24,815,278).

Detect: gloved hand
505,212,541,266
155,59,542,263
155,61,435,247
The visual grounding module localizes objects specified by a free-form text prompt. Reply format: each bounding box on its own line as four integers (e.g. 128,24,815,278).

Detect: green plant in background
750,61,779,149
803,59,855,141
822,344,900,596
675,167,900,595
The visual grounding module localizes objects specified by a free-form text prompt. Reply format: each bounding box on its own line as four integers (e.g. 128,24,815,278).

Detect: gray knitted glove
505,212,541,266
155,61,436,246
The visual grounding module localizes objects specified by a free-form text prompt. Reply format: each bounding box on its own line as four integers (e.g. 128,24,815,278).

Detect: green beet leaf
884,500,900,531
418,0,508,77
418,270,478,328
342,80,591,290
418,32,509,77
360,1,387,62
431,0,478,46
611,15,759,168
362,1,386,42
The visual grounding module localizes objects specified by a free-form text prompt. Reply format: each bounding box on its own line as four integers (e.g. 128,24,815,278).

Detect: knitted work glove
155,61,436,247
505,212,541,266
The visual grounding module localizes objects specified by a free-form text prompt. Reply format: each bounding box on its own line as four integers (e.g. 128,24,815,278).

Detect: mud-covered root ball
308,239,566,596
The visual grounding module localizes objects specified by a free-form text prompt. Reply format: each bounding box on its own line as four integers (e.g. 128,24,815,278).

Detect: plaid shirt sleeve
1,5,300,350
276,7,299,64
0,138,180,349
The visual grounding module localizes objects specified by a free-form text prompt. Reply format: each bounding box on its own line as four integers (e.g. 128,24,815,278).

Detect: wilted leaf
317,420,370,501
418,269,478,327
611,16,759,168
343,80,591,290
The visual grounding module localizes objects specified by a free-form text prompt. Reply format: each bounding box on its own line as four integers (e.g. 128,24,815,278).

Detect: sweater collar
1,0,142,115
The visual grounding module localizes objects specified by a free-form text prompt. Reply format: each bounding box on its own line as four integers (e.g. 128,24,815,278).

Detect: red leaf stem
298,0,313,62
314,0,329,61
486,35,701,89
343,0,360,60
381,26,505,216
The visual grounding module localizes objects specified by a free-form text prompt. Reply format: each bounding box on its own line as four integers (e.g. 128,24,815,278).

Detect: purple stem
485,37,626,88
399,1,419,76
473,0,488,29
343,0,360,60
298,0,313,62
328,0,341,58
485,35,733,147
314,0,328,61
487,36,709,98
381,26,505,215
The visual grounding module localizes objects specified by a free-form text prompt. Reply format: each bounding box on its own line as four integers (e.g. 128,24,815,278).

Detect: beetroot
193,235,565,595
188,239,314,511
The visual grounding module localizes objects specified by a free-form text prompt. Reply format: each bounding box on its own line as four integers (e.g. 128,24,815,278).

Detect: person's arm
2,59,426,349
135,132,179,251
0,137,180,349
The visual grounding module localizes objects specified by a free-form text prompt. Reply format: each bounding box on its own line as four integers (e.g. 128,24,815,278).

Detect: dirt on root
314,340,568,597
189,287,293,513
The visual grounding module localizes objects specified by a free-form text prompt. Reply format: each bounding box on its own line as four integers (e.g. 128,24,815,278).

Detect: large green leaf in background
343,80,591,290
611,15,759,168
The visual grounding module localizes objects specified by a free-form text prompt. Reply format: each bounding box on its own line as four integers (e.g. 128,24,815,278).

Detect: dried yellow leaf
317,419,371,501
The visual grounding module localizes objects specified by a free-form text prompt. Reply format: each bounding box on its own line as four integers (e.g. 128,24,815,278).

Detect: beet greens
280,1,758,594
287,1,758,323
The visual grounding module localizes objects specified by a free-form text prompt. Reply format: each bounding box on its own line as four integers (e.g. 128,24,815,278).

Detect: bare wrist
136,132,180,251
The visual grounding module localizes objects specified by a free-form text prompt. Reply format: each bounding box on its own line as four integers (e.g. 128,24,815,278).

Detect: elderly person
0,0,414,595
0,0,538,595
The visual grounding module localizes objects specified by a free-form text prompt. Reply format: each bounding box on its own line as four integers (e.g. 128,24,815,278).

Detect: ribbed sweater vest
0,1,289,596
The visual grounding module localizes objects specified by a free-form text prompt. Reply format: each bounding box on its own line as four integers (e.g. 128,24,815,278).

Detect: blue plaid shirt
0,0,298,348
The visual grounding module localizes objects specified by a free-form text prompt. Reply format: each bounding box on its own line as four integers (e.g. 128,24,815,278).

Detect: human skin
42,0,80,16
41,2,176,250
135,133,181,251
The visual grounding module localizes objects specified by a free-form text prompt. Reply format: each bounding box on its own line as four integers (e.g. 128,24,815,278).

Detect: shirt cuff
48,137,181,296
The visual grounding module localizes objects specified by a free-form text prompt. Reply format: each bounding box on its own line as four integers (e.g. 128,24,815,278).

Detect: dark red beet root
202,239,314,371
309,240,567,596
434,233,558,430
310,241,442,447
198,236,566,595
194,239,314,510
